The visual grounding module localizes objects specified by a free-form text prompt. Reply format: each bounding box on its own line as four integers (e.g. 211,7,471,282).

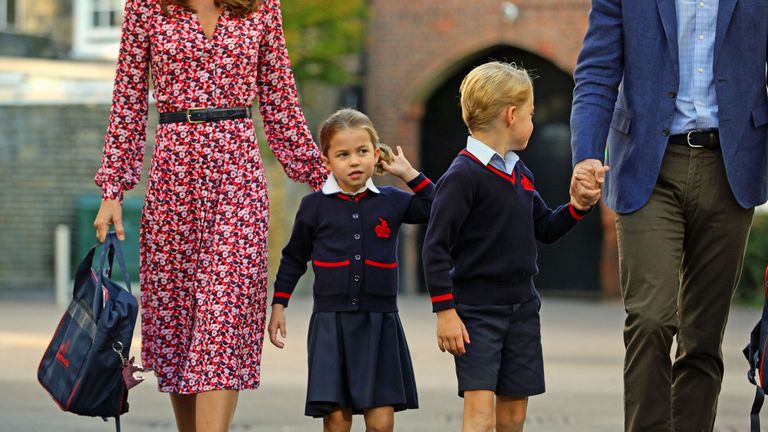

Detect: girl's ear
321,154,331,171
374,145,381,163
506,105,518,127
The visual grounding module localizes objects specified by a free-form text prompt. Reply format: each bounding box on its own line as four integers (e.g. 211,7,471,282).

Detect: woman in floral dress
92,0,326,429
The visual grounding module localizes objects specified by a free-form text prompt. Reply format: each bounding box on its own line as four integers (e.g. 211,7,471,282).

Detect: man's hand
570,159,609,210
436,308,470,356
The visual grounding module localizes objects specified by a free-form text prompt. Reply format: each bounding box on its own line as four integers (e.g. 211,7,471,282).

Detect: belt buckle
686,129,704,148
186,107,206,124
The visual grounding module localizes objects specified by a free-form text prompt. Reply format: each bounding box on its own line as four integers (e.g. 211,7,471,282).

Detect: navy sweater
272,173,435,312
423,150,588,312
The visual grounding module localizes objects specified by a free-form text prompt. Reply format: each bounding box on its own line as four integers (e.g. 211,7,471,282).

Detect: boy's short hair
459,61,533,133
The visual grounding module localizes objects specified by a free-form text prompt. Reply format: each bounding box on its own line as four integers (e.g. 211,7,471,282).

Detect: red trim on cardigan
411,178,431,193
335,190,369,202
364,259,398,268
568,203,584,221
431,293,454,303
274,292,292,299
460,150,516,184
312,259,351,267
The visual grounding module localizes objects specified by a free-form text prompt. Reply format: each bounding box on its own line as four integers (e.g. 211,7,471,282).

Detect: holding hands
570,159,609,210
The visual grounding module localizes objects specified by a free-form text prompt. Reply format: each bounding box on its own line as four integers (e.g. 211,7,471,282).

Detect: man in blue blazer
570,1,768,430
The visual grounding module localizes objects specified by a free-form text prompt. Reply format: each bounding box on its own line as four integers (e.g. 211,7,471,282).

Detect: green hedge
736,212,768,305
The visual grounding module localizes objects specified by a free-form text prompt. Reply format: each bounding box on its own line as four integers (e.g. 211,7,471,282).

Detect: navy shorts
454,297,545,397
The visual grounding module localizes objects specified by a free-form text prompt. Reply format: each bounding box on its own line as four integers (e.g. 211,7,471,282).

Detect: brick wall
366,0,590,165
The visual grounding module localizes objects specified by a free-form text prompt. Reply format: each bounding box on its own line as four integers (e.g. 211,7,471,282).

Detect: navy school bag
744,265,768,432
38,232,138,431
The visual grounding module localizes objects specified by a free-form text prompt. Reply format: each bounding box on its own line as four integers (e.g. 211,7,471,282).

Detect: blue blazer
571,0,768,213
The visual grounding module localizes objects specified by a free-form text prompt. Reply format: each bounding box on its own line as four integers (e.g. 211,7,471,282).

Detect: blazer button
352,213,359,219
354,234,361,240
662,128,670,137
353,275,361,282
668,91,676,99
354,254,361,260
351,298,358,305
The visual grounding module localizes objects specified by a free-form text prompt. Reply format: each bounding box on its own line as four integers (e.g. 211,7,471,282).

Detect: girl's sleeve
256,0,328,191
94,0,151,201
402,173,436,224
272,195,317,307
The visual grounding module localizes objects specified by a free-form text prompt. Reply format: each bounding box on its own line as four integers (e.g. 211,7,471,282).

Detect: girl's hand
93,199,125,243
380,145,419,182
436,308,470,356
268,304,287,348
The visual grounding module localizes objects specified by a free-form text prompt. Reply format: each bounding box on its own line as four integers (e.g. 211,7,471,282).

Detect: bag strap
73,242,99,300
93,232,132,318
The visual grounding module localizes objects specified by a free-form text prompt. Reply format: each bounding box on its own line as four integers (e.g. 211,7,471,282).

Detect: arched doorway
417,45,603,294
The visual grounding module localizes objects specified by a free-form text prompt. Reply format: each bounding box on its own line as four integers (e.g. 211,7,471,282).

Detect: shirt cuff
430,292,456,313
568,203,591,220
272,291,291,307
101,183,124,202
406,172,431,193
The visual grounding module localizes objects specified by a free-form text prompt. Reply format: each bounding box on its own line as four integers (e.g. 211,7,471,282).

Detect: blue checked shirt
671,0,720,134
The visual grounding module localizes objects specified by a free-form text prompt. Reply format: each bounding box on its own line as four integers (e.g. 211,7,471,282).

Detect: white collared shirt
465,136,519,175
321,173,381,195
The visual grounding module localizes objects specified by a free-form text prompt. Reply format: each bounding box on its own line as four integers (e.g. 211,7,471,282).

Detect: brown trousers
617,144,754,432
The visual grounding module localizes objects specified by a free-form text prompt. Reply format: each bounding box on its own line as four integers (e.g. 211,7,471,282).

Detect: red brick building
365,0,619,296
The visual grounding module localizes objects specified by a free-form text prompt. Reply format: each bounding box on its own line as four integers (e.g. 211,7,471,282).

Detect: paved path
0,295,759,431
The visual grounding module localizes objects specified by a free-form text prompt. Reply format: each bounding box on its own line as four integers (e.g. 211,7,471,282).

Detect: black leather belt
668,129,720,149
159,107,251,124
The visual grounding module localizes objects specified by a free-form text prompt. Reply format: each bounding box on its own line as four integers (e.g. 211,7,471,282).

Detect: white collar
465,136,519,171
321,173,380,195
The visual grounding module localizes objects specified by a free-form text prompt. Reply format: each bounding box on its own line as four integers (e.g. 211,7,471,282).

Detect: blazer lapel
715,0,738,60
656,0,679,73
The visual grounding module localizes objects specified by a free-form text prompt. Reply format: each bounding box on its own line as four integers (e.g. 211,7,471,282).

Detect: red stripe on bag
66,379,81,410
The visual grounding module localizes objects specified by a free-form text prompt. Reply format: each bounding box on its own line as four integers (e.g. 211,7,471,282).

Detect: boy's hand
380,145,419,182
436,308,471,356
570,164,609,209
268,304,287,349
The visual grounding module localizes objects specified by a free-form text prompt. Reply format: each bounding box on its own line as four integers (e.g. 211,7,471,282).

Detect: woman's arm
93,0,151,242
94,0,151,202
256,0,328,191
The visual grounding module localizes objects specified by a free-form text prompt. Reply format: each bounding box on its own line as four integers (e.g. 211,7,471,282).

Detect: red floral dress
95,0,326,394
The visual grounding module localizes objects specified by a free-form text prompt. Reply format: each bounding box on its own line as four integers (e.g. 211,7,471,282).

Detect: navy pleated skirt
305,311,419,417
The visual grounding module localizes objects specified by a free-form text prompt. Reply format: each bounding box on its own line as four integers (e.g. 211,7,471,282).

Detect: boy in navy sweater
423,62,606,432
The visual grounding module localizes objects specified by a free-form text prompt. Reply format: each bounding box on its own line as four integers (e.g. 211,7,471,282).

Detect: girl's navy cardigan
423,151,589,312
272,173,435,312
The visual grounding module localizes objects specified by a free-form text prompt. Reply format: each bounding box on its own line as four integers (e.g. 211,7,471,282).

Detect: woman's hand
436,308,470,356
380,145,419,183
268,304,287,348
93,199,125,243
